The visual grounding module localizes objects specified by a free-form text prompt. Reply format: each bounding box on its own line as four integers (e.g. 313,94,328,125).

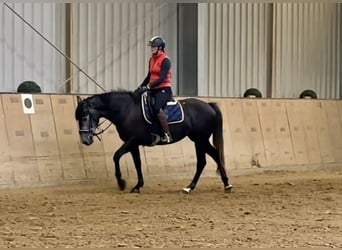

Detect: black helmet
147,36,166,49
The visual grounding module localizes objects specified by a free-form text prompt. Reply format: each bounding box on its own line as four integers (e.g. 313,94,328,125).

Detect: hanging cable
3,3,106,93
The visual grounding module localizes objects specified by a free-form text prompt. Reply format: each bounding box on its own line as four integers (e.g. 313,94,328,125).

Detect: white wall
272,3,341,99
198,3,271,98
0,3,66,93
70,2,178,94
198,3,341,99
0,3,341,99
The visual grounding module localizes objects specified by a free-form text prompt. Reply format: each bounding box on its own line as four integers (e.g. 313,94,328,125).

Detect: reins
94,120,113,141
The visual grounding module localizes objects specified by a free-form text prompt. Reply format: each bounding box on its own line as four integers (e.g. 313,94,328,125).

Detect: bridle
78,103,112,141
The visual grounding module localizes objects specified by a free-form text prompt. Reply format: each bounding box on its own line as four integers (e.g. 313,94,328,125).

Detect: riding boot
156,110,173,143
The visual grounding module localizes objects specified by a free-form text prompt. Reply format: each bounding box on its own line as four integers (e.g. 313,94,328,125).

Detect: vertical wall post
340,3,342,99
65,3,72,93
266,3,274,98
177,3,198,96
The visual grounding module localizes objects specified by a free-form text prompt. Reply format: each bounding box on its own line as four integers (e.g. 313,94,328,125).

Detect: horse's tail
209,102,225,169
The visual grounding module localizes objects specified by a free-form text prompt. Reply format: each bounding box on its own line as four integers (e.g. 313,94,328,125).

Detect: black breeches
151,87,172,113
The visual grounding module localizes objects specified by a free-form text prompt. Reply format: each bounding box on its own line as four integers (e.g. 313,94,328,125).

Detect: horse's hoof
118,179,126,190
182,187,191,194
130,188,140,193
224,184,233,193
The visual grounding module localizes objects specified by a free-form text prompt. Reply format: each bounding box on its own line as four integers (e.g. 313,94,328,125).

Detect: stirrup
161,132,173,143
150,133,160,146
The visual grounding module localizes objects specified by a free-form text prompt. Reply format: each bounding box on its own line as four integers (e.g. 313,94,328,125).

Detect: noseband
78,113,97,134
78,104,112,141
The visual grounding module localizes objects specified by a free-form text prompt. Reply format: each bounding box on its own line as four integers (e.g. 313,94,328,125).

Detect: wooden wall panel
31,95,59,157
163,143,187,176
335,101,342,162
257,100,280,167
0,96,13,186
242,99,267,168
224,99,252,169
0,93,341,189
144,144,167,178
298,100,321,165
311,101,334,164
31,95,63,184
51,95,86,181
271,100,295,166
285,100,310,165
323,101,342,162
72,97,107,180
2,95,35,157
2,94,39,185
178,137,197,176
259,99,295,166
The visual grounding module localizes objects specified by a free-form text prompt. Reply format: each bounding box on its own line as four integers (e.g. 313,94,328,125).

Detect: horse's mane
89,88,139,104
111,88,140,103
111,88,132,93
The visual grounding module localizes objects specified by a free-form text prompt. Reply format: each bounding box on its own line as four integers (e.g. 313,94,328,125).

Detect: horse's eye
82,117,88,122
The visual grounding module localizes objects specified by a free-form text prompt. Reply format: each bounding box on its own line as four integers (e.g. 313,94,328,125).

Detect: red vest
149,52,172,89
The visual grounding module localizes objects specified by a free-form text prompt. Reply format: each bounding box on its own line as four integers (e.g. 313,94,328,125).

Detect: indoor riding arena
0,94,341,248
1,2,342,248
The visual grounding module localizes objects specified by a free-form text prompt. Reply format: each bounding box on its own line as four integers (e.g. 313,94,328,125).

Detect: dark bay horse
75,90,232,193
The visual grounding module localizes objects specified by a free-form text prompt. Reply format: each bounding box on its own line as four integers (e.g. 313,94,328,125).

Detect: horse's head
75,96,100,146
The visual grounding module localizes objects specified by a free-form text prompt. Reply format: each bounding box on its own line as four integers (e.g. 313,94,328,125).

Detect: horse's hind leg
205,142,232,191
183,141,207,194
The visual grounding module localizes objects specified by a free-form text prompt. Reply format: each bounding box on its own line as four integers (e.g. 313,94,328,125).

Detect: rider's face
151,46,158,54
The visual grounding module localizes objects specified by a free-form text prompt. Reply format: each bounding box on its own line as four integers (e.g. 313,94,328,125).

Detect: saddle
140,91,184,125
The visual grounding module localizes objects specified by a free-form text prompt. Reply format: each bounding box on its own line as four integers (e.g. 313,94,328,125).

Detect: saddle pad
141,92,184,124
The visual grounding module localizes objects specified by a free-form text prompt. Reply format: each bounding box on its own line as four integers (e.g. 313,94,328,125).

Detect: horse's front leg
130,145,144,193
113,139,135,191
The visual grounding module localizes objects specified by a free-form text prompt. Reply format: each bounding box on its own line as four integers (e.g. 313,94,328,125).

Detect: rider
137,36,173,143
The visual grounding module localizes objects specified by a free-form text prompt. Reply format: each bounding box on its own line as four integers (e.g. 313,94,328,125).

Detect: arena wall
0,93,341,189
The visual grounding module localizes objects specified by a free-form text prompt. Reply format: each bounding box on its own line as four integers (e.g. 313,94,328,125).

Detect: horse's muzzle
81,134,93,146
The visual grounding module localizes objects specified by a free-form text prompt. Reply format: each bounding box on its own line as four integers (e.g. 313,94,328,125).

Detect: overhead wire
3,2,106,93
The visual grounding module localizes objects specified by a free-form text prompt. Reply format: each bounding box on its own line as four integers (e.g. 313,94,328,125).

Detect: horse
75,90,233,194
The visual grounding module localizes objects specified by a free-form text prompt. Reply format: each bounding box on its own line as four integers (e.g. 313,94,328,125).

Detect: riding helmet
147,36,166,49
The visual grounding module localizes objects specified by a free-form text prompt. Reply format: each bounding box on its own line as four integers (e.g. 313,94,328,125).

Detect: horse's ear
77,96,82,103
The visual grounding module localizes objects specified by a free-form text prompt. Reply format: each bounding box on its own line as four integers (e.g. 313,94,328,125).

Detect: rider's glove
134,85,149,95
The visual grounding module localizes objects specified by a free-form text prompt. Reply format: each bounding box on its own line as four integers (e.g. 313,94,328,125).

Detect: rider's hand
134,86,149,95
